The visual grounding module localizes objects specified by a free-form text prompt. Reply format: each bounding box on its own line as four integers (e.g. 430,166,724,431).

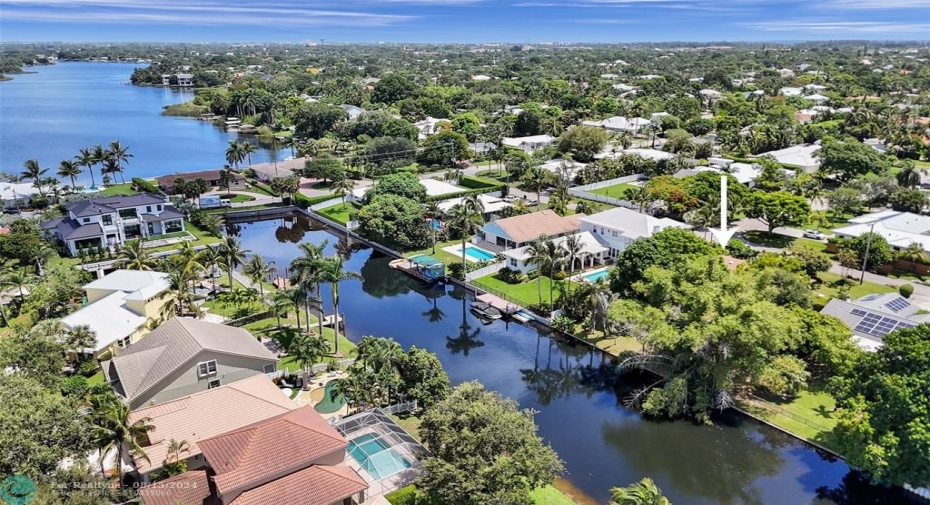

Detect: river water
228,214,913,505
0,62,280,184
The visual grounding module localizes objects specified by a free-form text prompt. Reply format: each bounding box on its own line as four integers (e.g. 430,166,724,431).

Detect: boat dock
320,314,344,327
388,257,444,284
475,293,520,316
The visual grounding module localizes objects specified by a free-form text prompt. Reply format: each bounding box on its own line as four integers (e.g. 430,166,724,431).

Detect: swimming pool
463,245,496,262
347,433,412,479
312,380,347,414
582,269,609,282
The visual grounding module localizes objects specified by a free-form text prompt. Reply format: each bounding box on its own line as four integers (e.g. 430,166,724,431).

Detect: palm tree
290,333,330,388
91,144,109,185
64,325,97,359
318,255,361,356
623,186,651,213
899,242,927,264
57,160,83,191
115,239,155,270
243,254,275,299
289,240,329,333
562,232,584,292
76,147,97,188
165,268,201,317
90,394,153,490
1,269,31,302
543,239,567,306
270,290,291,328
331,177,356,209
225,140,246,170
357,336,403,375
197,246,224,296
896,165,925,188
521,164,549,212
241,142,258,167
101,157,121,188
446,196,485,275
424,202,444,254
108,141,133,184
164,438,191,470
284,288,303,330
219,236,249,291
281,135,298,158
610,478,671,505
21,159,48,196
524,236,550,306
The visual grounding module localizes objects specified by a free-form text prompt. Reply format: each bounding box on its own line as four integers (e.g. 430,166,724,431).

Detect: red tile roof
230,465,367,505
198,406,349,498
138,469,220,505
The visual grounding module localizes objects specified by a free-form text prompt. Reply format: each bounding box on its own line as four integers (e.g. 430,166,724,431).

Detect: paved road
201,190,281,208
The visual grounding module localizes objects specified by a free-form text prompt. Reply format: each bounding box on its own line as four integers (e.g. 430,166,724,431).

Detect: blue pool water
583,269,609,282
463,245,496,261
347,433,412,479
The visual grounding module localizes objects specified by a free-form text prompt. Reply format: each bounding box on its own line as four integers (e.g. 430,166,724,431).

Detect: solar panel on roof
852,310,917,339
884,297,912,313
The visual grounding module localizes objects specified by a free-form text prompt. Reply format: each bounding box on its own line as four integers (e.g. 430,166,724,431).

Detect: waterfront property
820,293,928,351
578,207,691,260
335,409,427,493
501,231,608,274
153,169,246,191
477,210,581,250
444,243,498,263
60,269,172,357
102,317,278,408
42,192,185,256
0,181,41,209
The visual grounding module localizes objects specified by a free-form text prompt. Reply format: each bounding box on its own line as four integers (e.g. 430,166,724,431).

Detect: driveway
201,190,281,208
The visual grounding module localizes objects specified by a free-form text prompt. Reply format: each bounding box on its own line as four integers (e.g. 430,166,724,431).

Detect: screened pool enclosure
334,409,428,481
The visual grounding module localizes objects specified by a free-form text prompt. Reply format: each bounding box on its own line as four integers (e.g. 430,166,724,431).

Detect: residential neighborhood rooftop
487,210,581,244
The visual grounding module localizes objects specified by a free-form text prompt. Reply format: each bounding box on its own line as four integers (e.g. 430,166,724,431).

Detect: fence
309,197,344,211
265,357,357,381
574,173,644,191
464,261,506,281
382,400,418,415
227,310,273,327
569,173,645,210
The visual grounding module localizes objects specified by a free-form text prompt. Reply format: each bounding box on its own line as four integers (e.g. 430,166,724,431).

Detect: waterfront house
138,404,368,505
42,193,185,256
501,231,608,273
820,293,930,351
129,374,297,482
103,317,278,409
0,181,41,210
477,210,580,250
501,135,555,154
176,73,194,87
578,207,691,260
154,169,246,191
60,269,172,358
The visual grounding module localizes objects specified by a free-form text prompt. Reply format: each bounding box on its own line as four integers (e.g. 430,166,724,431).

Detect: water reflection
446,288,484,356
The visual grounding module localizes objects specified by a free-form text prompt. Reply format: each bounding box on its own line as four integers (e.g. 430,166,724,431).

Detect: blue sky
0,0,928,43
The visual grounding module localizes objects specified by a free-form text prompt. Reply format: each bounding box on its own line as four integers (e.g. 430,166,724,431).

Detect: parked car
802,229,827,240
2,207,21,215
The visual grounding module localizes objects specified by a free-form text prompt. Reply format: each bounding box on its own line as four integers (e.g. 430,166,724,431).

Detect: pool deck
293,371,349,419
569,266,610,283
442,243,496,263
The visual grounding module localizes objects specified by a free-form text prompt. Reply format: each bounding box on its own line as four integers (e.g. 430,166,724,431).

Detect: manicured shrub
900,284,914,299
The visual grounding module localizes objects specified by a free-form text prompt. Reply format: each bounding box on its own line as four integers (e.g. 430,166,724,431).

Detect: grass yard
587,182,639,198
738,386,840,452
569,326,642,357
472,273,572,308
317,202,357,224
389,414,423,441
815,271,896,300
530,486,581,505
95,183,137,196
87,371,105,385
244,313,358,368
146,223,223,253
740,230,827,252
407,239,465,267
228,194,255,203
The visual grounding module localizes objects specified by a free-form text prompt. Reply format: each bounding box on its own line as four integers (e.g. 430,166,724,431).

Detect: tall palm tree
446,196,485,275
101,157,121,187
165,268,200,317
225,140,246,170
243,254,275,299
219,236,249,291
241,142,258,167
91,144,109,186
115,239,156,270
64,325,97,359
197,246,224,297
562,232,584,293
289,240,329,333
218,168,235,196
543,239,567,306
21,159,49,196
90,394,153,490
284,288,303,330
623,186,652,213
108,141,133,184
521,164,549,212
290,333,330,388
424,201,444,254
331,177,356,209
57,160,83,191
281,135,298,158
610,478,671,505
1,268,31,302
76,147,97,188
270,290,292,328
524,235,550,306
318,255,361,356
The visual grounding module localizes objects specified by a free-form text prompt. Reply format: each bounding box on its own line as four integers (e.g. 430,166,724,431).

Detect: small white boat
512,310,533,323
470,301,502,321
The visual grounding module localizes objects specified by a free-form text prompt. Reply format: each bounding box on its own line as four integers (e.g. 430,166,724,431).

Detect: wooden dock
476,293,520,316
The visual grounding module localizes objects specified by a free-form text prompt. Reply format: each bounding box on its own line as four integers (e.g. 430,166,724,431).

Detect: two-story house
477,210,581,250
102,317,278,409
42,193,185,256
61,269,172,358
578,207,691,260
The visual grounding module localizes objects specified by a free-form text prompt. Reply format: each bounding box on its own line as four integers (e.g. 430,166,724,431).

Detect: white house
414,117,448,140
471,74,492,81
176,73,194,87
778,68,796,78
419,178,467,198
578,207,691,260
502,231,608,274
0,181,41,209
42,193,185,256
620,148,673,162
438,193,511,219
833,210,930,256
582,116,650,134
805,93,830,103
779,87,804,97
753,144,821,172
60,270,172,358
502,135,555,154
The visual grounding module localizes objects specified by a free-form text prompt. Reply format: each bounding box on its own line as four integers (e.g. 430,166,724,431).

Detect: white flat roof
61,291,148,352
419,178,465,197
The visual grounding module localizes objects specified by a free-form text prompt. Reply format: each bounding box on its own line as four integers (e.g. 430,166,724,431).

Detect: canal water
229,214,913,505
0,62,280,183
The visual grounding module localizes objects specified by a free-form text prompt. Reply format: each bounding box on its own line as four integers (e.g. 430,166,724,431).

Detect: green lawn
530,486,580,505
913,159,930,170
472,160,497,167
738,386,840,452
587,183,639,198
87,371,105,385
741,231,827,252
815,271,896,300
244,313,358,367
228,194,255,203
145,223,223,253
95,183,137,196
407,239,465,267
317,202,357,224
388,414,423,441
473,273,572,308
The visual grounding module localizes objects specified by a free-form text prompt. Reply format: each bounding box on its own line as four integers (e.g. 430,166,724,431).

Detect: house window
263,363,276,374
612,231,618,237
510,258,517,267
197,360,217,377
165,220,183,233
157,204,163,211
83,218,90,223
119,208,137,219
102,215,112,226
116,337,131,349
146,206,152,213
208,378,221,389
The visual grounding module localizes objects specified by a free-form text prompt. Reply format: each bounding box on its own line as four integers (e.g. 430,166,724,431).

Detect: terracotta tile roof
198,406,349,498
129,375,296,475
490,210,581,244
229,465,367,505
138,469,220,505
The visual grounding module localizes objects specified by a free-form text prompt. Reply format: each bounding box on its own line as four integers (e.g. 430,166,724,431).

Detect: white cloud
744,19,930,33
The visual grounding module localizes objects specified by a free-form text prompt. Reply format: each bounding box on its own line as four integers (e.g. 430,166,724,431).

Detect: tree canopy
356,194,432,251
609,227,720,295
